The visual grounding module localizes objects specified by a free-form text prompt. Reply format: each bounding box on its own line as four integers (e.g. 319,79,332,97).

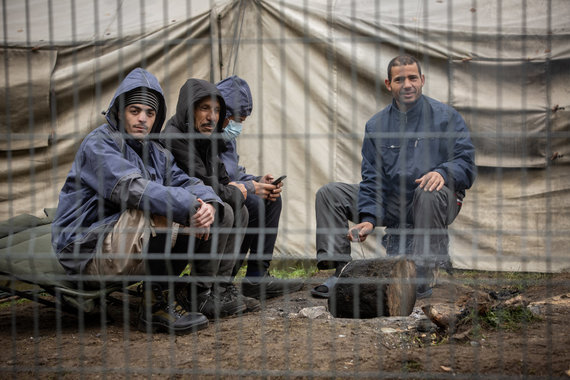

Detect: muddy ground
1,269,569,379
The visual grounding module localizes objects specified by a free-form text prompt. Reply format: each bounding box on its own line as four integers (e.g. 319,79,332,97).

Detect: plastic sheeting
1,0,569,272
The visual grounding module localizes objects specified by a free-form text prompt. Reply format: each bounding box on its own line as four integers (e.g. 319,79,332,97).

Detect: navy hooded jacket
358,95,477,227
216,75,258,194
52,68,222,275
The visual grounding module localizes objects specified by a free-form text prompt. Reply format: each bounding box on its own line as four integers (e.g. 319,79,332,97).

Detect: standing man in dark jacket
52,68,224,334
216,75,304,299
161,78,256,317
311,55,477,299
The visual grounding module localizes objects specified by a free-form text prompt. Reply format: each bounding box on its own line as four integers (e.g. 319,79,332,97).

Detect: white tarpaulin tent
1,0,569,272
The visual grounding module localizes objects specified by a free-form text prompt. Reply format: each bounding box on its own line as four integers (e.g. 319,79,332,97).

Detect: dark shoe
241,273,304,299
222,283,260,313
310,275,339,299
437,257,453,275
137,284,208,335
416,284,433,300
179,285,247,319
416,263,439,297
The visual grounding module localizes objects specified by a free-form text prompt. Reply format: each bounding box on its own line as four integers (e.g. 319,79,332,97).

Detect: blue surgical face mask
221,119,243,142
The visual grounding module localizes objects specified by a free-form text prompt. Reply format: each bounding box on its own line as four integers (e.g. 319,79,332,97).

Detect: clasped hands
190,199,215,240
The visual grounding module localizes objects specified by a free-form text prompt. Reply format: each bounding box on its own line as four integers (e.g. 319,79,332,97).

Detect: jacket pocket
380,144,401,172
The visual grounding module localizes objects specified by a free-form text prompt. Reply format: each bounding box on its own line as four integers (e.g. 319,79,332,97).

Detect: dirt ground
1,269,569,379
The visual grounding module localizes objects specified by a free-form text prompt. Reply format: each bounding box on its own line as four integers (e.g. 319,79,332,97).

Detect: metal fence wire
1,0,569,378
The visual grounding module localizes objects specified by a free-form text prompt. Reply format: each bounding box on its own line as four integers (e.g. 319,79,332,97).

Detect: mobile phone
271,175,287,185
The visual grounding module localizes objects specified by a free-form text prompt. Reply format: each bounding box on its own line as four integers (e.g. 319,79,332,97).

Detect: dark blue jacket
216,75,257,195
52,68,222,274
358,95,476,227
220,140,257,195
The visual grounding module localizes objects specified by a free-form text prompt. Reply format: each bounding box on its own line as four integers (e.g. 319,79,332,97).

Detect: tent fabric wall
1,0,218,219
1,0,569,272
218,0,570,272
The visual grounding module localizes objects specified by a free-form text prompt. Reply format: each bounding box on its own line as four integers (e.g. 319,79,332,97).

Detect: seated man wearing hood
161,78,259,318
52,68,224,335
216,75,304,299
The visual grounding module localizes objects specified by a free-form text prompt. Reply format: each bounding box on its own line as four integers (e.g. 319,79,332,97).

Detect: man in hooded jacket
216,75,304,299
161,78,256,317
52,68,223,335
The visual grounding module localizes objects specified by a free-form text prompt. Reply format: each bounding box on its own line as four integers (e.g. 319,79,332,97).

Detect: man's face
385,63,425,109
123,104,156,140
194,97,220,135
222,114,248,128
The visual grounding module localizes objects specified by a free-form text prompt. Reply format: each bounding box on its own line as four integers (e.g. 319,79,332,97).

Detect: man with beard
311,55,477,300
161,78,259,319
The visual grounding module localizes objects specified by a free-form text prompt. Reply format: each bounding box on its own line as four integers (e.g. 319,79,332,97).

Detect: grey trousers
315,182,461,272
315,183,360,270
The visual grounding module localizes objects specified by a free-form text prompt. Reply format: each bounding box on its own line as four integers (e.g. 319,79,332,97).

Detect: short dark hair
387,55,422,82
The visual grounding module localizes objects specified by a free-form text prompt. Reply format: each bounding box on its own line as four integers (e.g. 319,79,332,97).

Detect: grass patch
402,360,422,372
498,272,553,292
235,262,318,279
181,264,191,276
181,261,318,280
0,290,53,309
462,305,540,332
453,269,553,292
0,297,31,308
270,264,318,279
481,306,540,331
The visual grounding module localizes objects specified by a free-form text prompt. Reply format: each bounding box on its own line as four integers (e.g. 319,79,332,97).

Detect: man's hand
347,222,374,243
253,181,274,200
260,174,275,184
191,199,216,240
229,181,247,200
254,174,283,202
415,171,445,192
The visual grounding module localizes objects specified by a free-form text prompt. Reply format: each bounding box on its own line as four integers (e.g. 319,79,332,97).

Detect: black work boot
137,284,208,335
241,272,304,300
222,283,260,313
177,284,247,320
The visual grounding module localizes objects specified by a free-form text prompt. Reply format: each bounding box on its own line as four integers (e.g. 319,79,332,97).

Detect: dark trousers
146,231,211,289
232,194,282,277
216,203,249,285
147,202,238,290
315,182,461,272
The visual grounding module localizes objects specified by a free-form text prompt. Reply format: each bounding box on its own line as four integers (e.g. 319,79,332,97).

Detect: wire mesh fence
1,0,569,378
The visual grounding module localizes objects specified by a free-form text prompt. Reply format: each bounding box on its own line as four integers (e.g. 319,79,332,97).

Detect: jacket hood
169,78,227,134
105,68,166,135
216,75,253,118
